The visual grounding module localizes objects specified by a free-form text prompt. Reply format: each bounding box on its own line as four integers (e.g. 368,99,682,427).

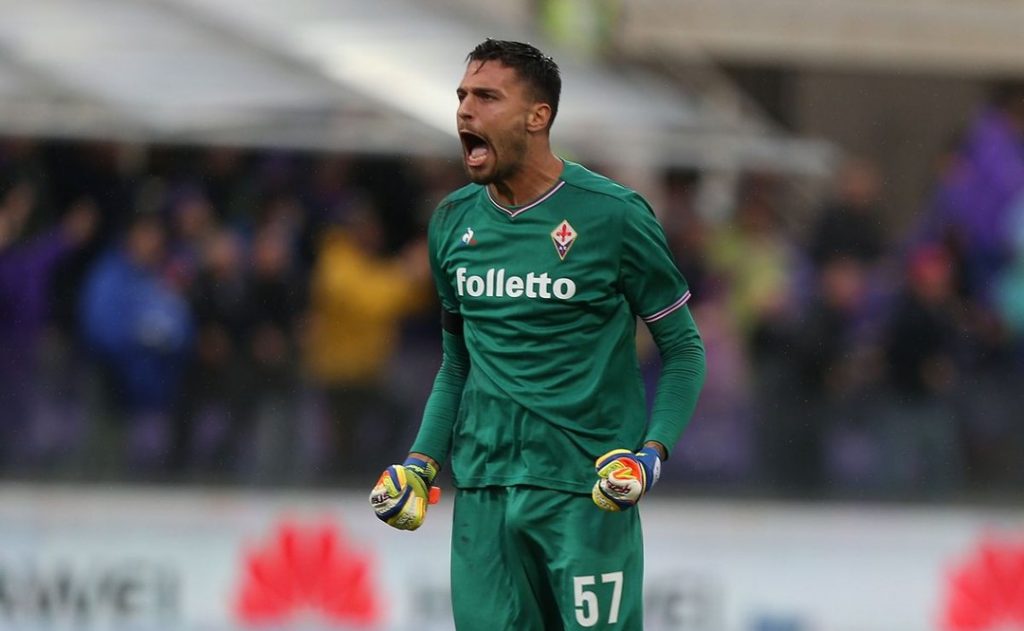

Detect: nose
457,97,473,122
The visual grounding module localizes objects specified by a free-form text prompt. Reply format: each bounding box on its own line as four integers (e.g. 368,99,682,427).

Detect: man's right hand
369,456,439,531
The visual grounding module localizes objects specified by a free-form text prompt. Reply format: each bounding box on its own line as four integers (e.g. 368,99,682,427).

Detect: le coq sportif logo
235,521,380,627
943,537,1024,630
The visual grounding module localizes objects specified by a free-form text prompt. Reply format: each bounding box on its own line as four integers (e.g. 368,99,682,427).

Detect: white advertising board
0,485,1020,631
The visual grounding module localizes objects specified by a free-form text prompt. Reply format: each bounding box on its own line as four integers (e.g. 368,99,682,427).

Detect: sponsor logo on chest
455,267,577,300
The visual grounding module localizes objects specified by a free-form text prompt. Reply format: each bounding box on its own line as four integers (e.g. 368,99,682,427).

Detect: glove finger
388,495,426,530
592,480,631,512
607,460,646,487
601,474,642,501
596,456,646,496
374,485,412,520
370,467,413,520
371,466,404,500
594,448,633,471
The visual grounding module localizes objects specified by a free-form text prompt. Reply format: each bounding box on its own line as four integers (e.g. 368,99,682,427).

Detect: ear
526,103,552,133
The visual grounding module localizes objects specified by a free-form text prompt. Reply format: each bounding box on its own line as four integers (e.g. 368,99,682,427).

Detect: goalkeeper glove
592,448,661,512
369,456,440,531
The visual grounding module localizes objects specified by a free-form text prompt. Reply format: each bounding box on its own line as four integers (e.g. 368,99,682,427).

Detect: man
370,39,705,629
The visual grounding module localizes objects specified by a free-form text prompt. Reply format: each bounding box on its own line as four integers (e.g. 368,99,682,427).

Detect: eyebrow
457,86,502,98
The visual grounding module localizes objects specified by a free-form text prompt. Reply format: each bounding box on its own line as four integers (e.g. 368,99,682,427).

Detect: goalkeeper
370,39,705,630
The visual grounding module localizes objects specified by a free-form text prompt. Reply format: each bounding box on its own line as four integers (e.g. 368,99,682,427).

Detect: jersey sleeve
643,305,706,457
409,328,468,465
427,205,461,314
410,203,468,466
618,195,691,320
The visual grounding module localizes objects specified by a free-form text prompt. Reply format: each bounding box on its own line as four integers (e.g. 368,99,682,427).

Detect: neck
489,150,563,207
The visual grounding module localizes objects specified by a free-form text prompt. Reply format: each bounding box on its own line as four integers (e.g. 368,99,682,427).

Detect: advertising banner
0,485,1021,631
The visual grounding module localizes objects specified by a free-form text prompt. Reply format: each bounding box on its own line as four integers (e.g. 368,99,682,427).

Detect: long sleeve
643,305,706,458
409,327,470,466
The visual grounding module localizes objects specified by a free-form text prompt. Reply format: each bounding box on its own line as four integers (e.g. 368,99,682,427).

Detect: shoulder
433,183,483,217
429,183,482,236
559,160,653,216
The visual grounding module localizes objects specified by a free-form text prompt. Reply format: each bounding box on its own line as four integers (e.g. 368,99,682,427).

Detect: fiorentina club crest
551,219,577,261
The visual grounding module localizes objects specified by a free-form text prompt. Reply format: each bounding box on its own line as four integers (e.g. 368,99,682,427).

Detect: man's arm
369,312,469,531
408,312,470,466
591,304,704,512
643,305,706,459
592,195,706,511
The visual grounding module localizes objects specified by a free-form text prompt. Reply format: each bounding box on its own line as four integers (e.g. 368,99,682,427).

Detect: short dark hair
467,39,561,128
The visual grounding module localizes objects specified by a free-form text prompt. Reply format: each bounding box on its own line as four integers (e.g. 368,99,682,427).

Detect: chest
439,206,620,315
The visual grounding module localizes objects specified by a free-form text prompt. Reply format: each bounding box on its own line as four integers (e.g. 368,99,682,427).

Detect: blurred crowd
1,83,1023,501
0,143,446,485
658,82,1024,501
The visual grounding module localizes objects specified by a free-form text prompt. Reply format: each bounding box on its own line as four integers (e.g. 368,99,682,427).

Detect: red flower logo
943,537,1024,630
235,521,381,627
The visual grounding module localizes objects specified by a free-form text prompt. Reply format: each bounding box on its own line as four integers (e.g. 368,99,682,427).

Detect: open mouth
459,130,490,167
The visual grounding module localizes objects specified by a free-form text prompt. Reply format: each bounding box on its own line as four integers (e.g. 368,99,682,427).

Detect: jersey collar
486,178,566,218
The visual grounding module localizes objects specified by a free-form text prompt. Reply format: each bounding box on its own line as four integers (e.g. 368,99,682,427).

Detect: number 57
573,571,623,627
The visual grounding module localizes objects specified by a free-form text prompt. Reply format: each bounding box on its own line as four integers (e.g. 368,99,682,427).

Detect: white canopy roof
0,0,833,173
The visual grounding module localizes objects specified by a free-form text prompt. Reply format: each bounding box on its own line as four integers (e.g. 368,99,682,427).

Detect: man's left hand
591,448,661,511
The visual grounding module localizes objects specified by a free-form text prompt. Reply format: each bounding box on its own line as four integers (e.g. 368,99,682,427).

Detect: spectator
299,155,361,271
809,157,886,267
994,192,1024,337
304,200,430,480
707,174,801,342
199,147,259,225
0,181,97,472
79,213,194,476
929,82,1024,299
241,221,306,483
177,228,251,476
164,185,218,291
783,257,881,494
876,244,966,496
662,169,711,299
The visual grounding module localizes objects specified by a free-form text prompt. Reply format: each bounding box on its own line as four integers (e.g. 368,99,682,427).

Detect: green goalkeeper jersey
416,160,695,494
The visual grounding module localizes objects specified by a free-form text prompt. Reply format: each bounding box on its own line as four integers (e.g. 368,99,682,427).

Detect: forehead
459,60,524,92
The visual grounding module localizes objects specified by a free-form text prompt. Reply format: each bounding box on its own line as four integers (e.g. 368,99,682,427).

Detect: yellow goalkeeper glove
369,457,440,531
591,448,661,511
